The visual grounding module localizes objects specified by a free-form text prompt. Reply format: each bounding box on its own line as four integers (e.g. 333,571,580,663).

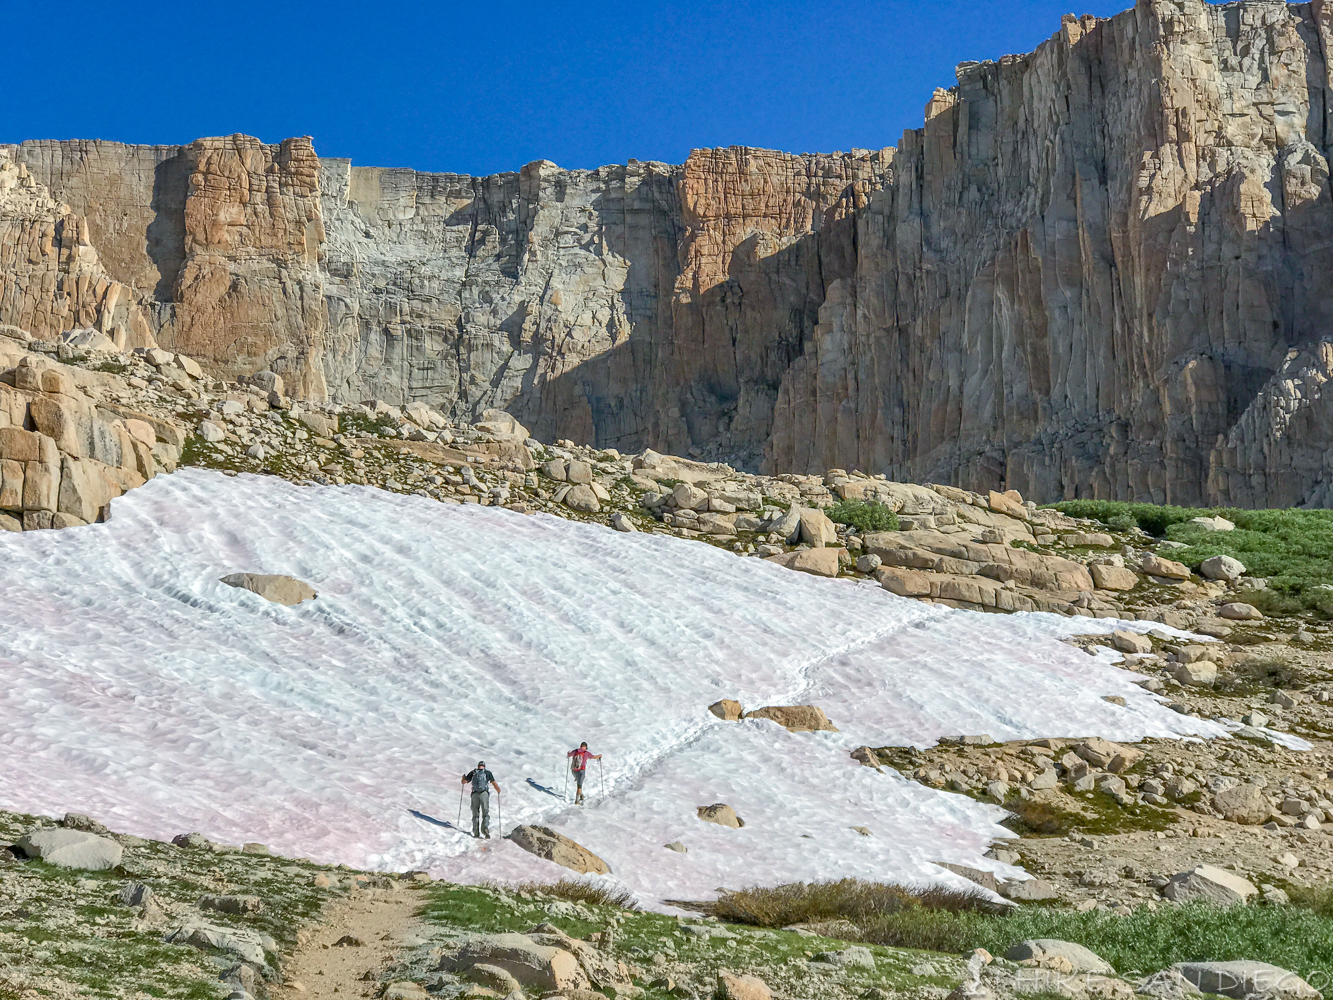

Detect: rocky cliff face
7,0,1333,508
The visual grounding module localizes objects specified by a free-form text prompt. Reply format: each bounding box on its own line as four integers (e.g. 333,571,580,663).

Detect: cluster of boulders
870,733,1333,831
861,730,1333,914
898,736,1143,804
437,921,636,997
0,342,183,530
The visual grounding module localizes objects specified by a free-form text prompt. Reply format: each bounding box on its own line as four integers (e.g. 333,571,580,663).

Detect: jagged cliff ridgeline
4,0,1333,508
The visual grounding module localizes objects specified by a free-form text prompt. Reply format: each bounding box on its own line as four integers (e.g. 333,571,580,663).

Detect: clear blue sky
9,1,1132,176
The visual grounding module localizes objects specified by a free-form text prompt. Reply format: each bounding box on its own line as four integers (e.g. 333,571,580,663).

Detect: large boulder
998,878,1059,902
563,484,601,512
1220,602,1264,621
812,946,875,969
1189,516,1235,532
472,409,530,442
565,461,594,485
1109,630,1153,654
17,828,123,870
220,573,317,606
708,699,743,721
1200,555,1246,582
1173,661,1218,687
1073,739,1142,771
1161,864,1257,905
524,921,633,991
764,547,843,577
446,932,588,993
1141,553,1191,580
878,565,932,596
796,507,838,546
1006,939,1114,974
1092,564,1140,590
1172,962,1320,1000
744,705,837,732
717,970,773,1000
505,825,609,875
987,491,1028,521
672,481,709,510
165,922,273,966
760,506,802,538
697,803,745,828
1213,783,1272,825
298,411,339,439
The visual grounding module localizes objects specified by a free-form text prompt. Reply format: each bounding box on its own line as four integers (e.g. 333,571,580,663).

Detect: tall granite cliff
6,0,1333,508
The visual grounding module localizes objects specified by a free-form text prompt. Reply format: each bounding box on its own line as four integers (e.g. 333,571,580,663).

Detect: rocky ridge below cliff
2,331,1307,637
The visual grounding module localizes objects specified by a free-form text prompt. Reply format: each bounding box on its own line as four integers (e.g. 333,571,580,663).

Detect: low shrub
707,878,995,928
340,411,400,437
496,878,639,910
1047,500,1333,610
1050,500,1207,537
1288,885,1333,918
827,500,898,532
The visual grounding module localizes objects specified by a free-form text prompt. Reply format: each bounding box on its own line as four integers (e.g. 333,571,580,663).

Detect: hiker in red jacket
567,742,601,805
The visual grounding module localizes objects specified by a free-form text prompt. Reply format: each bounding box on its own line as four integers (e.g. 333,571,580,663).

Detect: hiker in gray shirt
462,761,501,838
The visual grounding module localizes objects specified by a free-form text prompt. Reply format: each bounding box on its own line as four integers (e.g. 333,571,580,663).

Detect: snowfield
0,469,1233,905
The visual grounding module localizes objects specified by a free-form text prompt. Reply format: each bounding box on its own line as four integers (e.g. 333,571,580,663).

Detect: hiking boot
483,832,491,839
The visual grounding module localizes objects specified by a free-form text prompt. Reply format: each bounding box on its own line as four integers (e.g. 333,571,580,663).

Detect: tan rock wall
768,0,1333,506
0,153,157,350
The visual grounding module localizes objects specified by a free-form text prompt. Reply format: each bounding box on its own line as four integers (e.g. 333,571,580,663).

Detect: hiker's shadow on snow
409,809,456,829
526,777,563,798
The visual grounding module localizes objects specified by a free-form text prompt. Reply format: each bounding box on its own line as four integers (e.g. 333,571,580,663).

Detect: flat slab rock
743,704,837,732
17,827,123,870
1006,939,1114,974
448,931,588,993
220,572,317,605
1162,864,1257,905
505,825,609,875
697,803,745,828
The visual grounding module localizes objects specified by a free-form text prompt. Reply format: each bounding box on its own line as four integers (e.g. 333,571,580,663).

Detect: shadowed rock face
8,0,1333,507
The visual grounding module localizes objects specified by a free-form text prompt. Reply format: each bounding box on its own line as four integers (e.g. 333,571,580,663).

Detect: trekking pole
562,758,569,803
599,758,605,799
457,782,464,827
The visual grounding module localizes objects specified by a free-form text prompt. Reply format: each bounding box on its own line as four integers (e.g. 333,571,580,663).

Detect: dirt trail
274,887,427,999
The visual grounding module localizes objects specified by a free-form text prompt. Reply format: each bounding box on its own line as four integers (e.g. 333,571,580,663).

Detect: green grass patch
340,410,400,437
860,901,1333,975
91,360,129,375
1048,500,1333,610
827,499,899,532
1002,793,1177,838
699,878,1333,975
1049,500,1212,537
420,883,602,939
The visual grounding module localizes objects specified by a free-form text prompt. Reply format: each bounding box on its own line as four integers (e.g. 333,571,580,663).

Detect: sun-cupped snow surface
1,469,1230,905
